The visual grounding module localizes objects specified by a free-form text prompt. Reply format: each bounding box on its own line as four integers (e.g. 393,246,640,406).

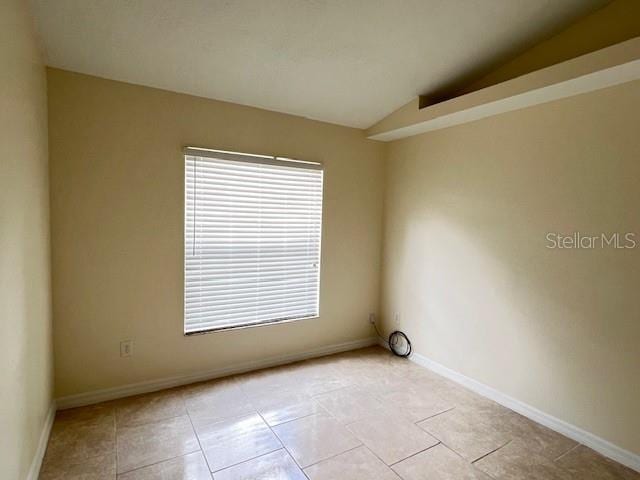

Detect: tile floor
39,347,639,479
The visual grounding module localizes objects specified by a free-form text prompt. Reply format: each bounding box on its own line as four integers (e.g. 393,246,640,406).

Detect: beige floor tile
117,452,211,480
474,439,573,480
116,390,186,428
247,385,311,410
302,376,352,396
116,415,200,474
394,363,448,383
377,388,454,423
259,396,325,426
392,444,490,480
356,374,415,397
213,449,306,480
40,453,116,480
498,412,577,460
417,408,510,462
54,403,115,427
347,414,439,465
43,414,115,468
184,378,255,424
239,371,299,400
304,445,400,480
195,413,282,472
450,392,511,419
405,374,461,395
272,413,362,468
284,365,353,396
40,348,638,480
554,445,640,479
314,386,386,424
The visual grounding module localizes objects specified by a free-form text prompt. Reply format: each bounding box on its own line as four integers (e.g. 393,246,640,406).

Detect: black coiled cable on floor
388,330,412,357
372,319,412,358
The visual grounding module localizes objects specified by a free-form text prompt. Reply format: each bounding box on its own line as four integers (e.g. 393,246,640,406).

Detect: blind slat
185,274,318,291
185,284,318,304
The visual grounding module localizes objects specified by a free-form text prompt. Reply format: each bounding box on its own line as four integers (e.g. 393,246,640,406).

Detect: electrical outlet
368,313,376,325
120,340,133,357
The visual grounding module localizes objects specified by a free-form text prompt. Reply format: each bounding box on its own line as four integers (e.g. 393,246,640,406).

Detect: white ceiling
30,0,607,128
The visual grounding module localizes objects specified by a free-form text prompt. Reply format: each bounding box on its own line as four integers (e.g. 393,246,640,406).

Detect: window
184,147,323,334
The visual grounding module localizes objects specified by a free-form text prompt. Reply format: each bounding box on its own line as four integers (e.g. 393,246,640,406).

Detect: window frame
183,146,324,335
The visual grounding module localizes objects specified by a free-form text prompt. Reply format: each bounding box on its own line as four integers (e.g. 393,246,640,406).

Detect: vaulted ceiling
30,0,607,128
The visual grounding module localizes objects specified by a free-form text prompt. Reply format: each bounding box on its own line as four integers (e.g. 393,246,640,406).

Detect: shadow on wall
381,81,640,454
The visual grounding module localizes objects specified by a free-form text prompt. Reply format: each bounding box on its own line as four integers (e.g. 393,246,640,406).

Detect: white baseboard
385,340,640,473
26,401,56,480
56,337,378,410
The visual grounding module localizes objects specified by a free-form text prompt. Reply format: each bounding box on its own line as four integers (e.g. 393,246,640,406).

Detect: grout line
553,442,581,462
185,405,212,474
116,450,202,476
341,427,395,469
308,382,355,397
116,411,187,430
301,443,364,470
436,441,475,462
338,414,436,472
265,409,321,428
186,385,294,476
208,446,283,475
388,443,441,467
471,440,512,464
187,408,258,427
420,406,457,422
256,410,311,479
410,406,456,424
113,408,119,474
413,418,482,465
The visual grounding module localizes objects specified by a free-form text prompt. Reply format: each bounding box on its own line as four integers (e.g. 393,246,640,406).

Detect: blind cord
192,158,197,256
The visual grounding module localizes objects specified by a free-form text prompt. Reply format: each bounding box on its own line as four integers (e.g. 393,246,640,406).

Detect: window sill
184,315,319,336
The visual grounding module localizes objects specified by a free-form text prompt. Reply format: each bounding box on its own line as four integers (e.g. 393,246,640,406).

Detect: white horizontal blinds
184,149,323,333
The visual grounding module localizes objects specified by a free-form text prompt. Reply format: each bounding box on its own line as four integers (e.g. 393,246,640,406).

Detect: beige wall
381,80,640,454
462,0,640,94
0,0,53,478
47,69,385,398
